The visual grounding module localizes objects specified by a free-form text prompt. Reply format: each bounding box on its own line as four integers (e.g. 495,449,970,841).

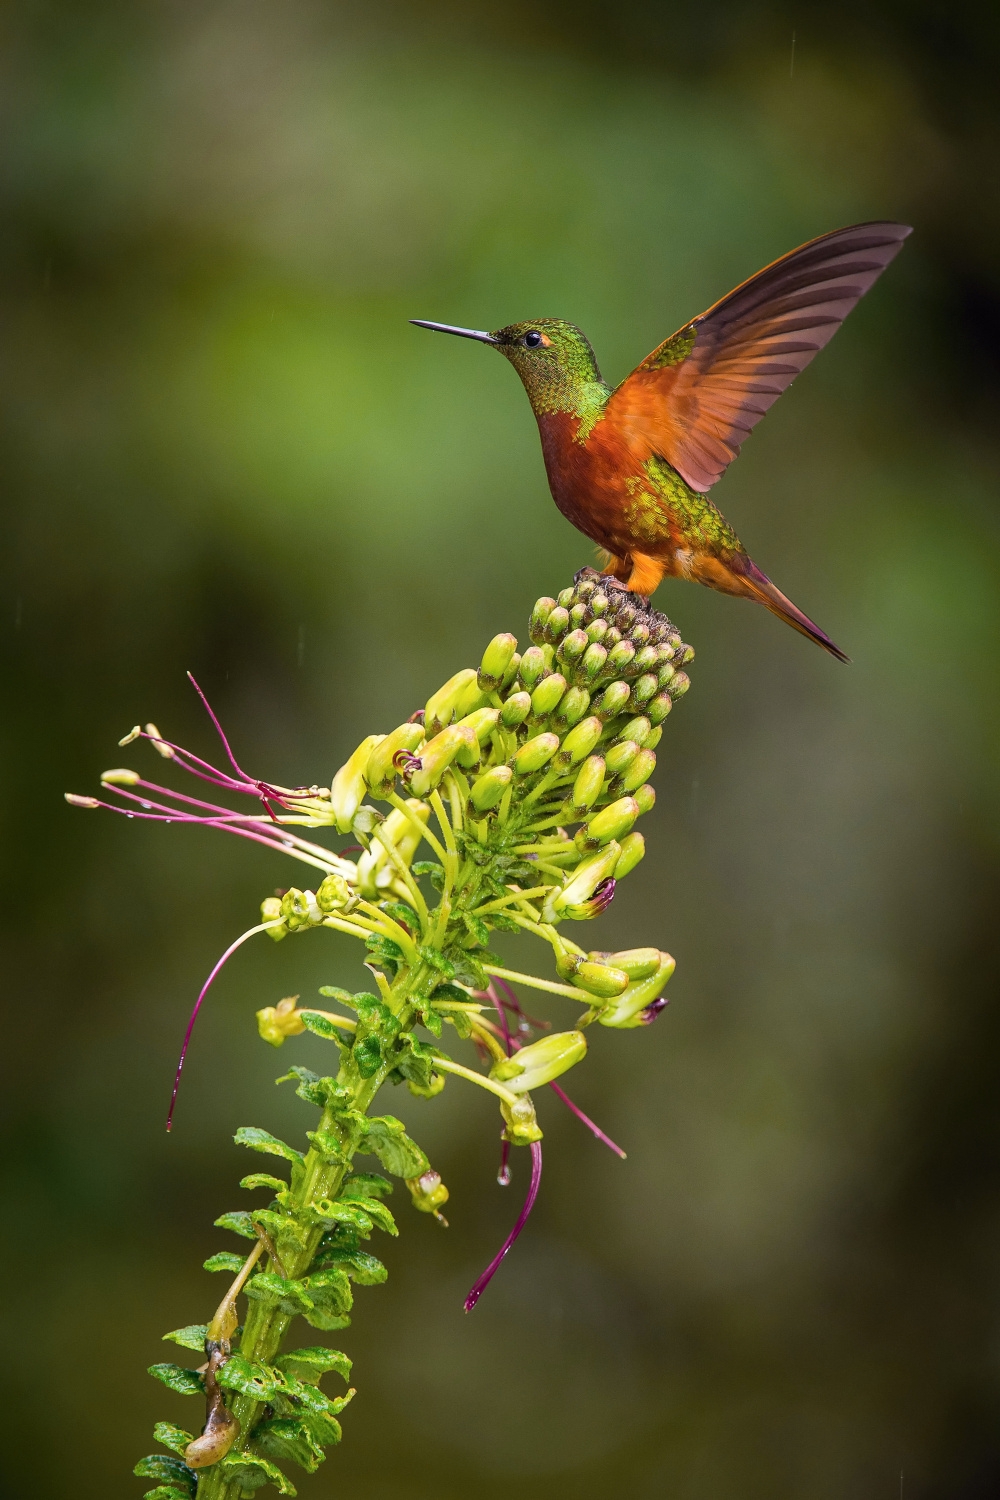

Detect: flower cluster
68,568,693,1500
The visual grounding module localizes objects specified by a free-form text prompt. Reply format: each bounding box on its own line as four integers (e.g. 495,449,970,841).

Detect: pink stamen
464,1140,542,1312
166,920,281,1131
186,671,251,783
547,1082,627,1159
495,977,548,1033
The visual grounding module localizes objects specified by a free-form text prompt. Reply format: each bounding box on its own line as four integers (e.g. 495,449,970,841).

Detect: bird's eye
523,330,543,348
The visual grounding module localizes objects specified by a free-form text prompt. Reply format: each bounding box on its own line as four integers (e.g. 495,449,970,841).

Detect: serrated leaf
420,1005,443,1037
317,985,354,1004
419,945,455,979
314,1245,387,1286
275,1347,352,1384
297,1011,352,1045
252,1207,307,1247
381,900,417,927
274,1064,327,1107
204,1252,245,1274
253,1415,325,1474
305,1127,349,1166
234,1127,304,1169
358,1197,398,1236
309,1198,373,1235
363,1116,430,1180
162,1324,208,1353
240,1173,287,1194
445,1008,474,1040
218,1451,297,1495
148,1363,204,1396
450,950,488,990
391,1033,445,1097
153,1422,197,1457
341,1172,392,1199
352,1034,382,1077
462,912,491,946
216,1352,284,1402
246,1272,315,1316
215,1210,256,1240
302,1267,353,1321
489,911,521,933
142,1487,193,1500
134,1453,195,1492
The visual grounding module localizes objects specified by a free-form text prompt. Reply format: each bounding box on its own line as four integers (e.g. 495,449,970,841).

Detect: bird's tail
727,554,850,662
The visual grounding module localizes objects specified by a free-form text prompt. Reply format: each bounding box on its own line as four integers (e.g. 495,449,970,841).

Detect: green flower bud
426,668,478,734
633,785,656,814
575,576,598,600
607,640,636,674
657,662,676,690
529,597,556,643
331,733,384,833
615,715,652,746
586,617,608,643
647,692,673,725
598,952,675,1028
557,628,589,668
570,754,606,814
576,796,639,852
500,1092,543,1144
609,747,656,796
500,653,522,692
261,895,288,941
590,590,610,616
455,706,501,744
604,625,623,647
630,621,651,648
590,945,660,981
554,715,603,770
316,873,351,912
406,1169,450,1219
554,954,629,999
365,723,426,797
280,887,321,929
612,597,638,630
569,602,589,628
478,633,519,691
605,739,639,776
645,725,663,750
633,644,660,674
552,684,590,730
631,673,659,707
409,725,477,796
542,842,621,922
454,678,491,718
514,732,560,775
256,996,305,1047
594,680,631,721
501,691,532,727
580,642,608,680
530,672,567,719
469,764,513,812
518,646,547,689
557,586,576,609
669,670,691,699
544,606,570,644
358,799,430,895
491,1030,587,1092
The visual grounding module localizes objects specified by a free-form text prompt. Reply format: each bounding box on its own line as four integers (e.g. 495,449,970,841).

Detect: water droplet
165,819,172,824
141,801,151,809
126,813,134,818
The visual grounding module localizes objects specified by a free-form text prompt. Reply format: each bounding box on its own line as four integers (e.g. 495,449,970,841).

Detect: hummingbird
414,221,911,660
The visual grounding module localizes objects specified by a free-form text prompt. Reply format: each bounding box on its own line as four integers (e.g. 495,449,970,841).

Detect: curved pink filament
547,1082,626,1158
166,920,282,1132
464,1139,542,1312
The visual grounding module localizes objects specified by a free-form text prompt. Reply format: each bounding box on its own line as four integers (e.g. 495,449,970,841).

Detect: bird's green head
411,317,608,418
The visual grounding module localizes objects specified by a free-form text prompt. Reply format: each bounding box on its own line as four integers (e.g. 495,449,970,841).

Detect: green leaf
450,950,488,990
445,1008,474,1040
215,1210,256,1240
246,1272,315,1316
274,1064,327,1107
391,1033,446,1097
162,1325,208,1353
317,985,354,1005
234,1127,304,1169
305,1126,349,1165
134,1454,195,1494
352,1033,382,1077
204,1251,245,1274
381,901,417,929
314,1245,387,1286
275,1347,352,1384
253,1415,325,1474
142,1487,193,1500
363,1116,430,1179
412,859,445,890
148,1363,204,1396
297,1011,353,1046
419,1005,443,1037
252,1207,307,1248
216,1352,284,1402
358,1197,398,1236
240,1172,287,1194
302,1267,353,1321
419,945,456,979
489,911,521,933
342,1172,392,1199
462,912,491,946
153,1422,196,1457
218,1452,297,1495
308,1198,373,1235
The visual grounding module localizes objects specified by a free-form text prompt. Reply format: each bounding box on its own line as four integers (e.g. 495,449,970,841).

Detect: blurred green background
3,2,999,1496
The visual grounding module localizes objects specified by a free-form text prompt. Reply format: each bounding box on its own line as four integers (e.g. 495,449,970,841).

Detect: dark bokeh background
3,3,999,1497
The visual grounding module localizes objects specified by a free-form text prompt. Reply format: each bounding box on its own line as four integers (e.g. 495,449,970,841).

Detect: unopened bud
570,602,589,627
647,693,673,725
456,706,500,744
469,764,513,812
281,887,321,928
607,640,636,674
409,725,478,796
454,678,491,718
552,684,590,730
632,645,659,675
669,670,690,699
316,872,352,912
256,995,305,1047
590,590,609,617
366,723,426,797
598,952,675,1028
501,691,531,727
594,681,631,720
632,673,658,707
406,1169,450,1219
590,946,660,981
260,895,288,941
557,586,576,608
542,842,621,922
425,668,478,735
518,646,547,689
500,1092,543,1145
557,628,589,668
613,831,646,879
630,621,651,647
146,722,175,758
543,606,570,644
500,653,522,692
580,642,608,680
604,740,639,777
576,796,639,852
586,617,608,643
530,672,567,720
492,1030,587,1092
555,715,603,769
529,597,556,644
101,767,140,785
633,784,656,814
554,953,629,999
610,747,656,796
616,715,652,747
478,633,519,691
569,754,606,814
514,732,560,775
331,734,385,833
657,662,676,689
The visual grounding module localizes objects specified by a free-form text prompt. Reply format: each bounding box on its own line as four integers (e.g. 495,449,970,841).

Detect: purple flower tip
641,996,670,1024
464,1140,542,1312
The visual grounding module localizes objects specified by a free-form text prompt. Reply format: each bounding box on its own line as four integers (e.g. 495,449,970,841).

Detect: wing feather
605,221,911,491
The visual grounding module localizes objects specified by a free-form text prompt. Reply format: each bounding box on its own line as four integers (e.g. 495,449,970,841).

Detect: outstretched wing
605,222,911,493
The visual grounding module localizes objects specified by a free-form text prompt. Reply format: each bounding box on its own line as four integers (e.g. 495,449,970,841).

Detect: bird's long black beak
410,320,498,345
